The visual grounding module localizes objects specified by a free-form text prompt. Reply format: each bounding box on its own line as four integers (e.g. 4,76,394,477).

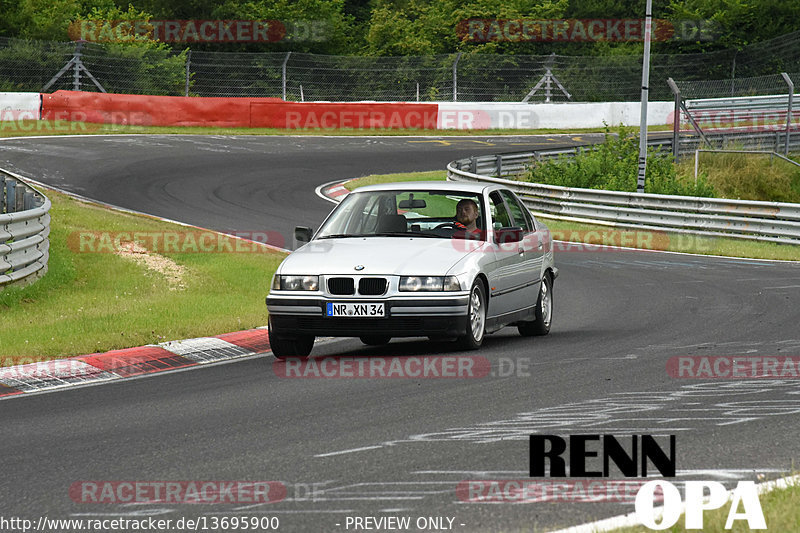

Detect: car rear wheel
518,273,552,337
459,279,487,350
360,335,391,346
268,317,314,359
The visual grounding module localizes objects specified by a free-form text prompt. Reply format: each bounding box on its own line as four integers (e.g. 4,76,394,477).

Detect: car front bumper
266,295,469,337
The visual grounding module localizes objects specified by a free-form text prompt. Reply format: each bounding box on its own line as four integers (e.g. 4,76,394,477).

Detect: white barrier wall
436,101,673,129
0,92,41,121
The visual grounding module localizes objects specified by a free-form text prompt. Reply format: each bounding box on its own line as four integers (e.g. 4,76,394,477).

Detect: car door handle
538,241,543,250
518,248,524,256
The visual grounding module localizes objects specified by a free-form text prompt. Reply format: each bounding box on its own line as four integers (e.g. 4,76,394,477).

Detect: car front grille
359,278,387,295
328,277,355,295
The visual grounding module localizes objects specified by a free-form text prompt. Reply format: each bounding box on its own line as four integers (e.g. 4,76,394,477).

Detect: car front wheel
518,273,552,337
459,280,487,350
268,317,314,359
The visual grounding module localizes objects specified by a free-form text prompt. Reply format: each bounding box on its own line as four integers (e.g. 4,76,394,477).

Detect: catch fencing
447,146,800,245
668,73,799,158
2,28,799,102
0,170,51,288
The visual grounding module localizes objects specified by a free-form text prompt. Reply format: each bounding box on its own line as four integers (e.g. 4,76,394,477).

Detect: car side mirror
294,226,313,248
495,227,523,244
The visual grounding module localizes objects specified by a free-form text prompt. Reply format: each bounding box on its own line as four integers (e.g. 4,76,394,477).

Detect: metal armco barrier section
1,169,51,288
447,150,800,245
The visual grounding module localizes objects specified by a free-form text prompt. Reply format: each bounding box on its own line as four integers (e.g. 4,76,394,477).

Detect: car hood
280,237,481,276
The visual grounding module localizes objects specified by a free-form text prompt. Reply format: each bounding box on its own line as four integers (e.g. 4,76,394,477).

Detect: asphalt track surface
2,134,800,533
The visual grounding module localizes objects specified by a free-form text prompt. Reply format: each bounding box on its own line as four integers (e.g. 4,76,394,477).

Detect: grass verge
344,171,800,261
0,120,672,138
606,476,800,533
0,188,284,364
677,150,800,203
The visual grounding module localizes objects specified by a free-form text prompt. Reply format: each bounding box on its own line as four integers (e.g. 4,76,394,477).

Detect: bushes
522,125,717,197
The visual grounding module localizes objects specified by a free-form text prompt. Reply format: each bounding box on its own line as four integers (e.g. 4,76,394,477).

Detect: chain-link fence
2,30,800,102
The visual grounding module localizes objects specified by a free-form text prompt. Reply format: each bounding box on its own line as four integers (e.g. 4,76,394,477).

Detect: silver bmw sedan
266,181,557,358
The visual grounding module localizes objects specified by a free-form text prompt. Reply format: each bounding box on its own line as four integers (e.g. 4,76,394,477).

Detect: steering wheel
433,222,457,230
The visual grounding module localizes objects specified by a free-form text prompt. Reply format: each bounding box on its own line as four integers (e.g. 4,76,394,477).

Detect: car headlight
399,276,461,292
273,275,319,291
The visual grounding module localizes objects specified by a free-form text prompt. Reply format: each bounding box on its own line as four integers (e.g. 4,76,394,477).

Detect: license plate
326,302,385,318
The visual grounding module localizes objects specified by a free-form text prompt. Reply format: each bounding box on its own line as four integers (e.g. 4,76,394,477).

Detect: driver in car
454,198,482,237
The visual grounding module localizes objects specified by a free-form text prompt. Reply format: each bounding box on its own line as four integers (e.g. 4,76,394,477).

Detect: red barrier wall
41,91,439,129
249,102,438,129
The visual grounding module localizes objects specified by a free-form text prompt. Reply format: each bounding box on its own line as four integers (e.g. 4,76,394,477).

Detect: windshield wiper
318,232,445,239
317,233,370,239
373,232,443,238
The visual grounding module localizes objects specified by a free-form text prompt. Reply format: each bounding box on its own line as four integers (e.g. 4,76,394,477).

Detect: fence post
782,72,794,156
73,41,83,91
0,176,5,214
667,77,681,160
184,50,191,97
453,52,462,102
282,52,292,101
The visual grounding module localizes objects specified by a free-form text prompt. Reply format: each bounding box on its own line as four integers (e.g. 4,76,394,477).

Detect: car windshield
316,189,486,240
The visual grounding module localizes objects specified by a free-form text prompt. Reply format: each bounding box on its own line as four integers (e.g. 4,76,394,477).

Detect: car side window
501,190,532,233
489,192,513,228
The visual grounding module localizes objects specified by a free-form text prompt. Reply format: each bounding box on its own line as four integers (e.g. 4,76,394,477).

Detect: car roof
351,181,494,194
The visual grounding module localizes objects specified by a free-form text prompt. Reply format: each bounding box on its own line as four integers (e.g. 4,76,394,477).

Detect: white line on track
314,445,385,458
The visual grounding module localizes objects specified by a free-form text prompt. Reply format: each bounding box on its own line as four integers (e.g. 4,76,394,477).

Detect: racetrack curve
1,134,800,532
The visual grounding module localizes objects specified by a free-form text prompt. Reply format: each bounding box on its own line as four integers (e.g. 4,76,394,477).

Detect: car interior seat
376,214,408,233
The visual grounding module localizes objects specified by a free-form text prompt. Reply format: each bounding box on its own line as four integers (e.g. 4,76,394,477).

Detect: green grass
606,476,800,533
345,171,800,261
0,120,672,138
343,170,444,190
0,188,284,364
677,151,800,203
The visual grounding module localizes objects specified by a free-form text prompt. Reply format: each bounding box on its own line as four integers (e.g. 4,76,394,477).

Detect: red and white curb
0,327,270,399
316,180,351,204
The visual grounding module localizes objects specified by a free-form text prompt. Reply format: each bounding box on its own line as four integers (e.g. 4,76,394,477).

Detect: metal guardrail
686,93,799,112
1,169,51,288
454,132,800,178
447,150,800,245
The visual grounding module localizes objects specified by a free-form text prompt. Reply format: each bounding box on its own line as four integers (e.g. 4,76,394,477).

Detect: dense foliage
522,125,717,197
0,0,798,56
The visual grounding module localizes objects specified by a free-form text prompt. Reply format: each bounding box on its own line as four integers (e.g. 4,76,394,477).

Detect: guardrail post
15,183,24,212
782,72,794,156
470,156,477,173
496,154,503,175
6,179,15,213
24,190,34,210
0,176,5,214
